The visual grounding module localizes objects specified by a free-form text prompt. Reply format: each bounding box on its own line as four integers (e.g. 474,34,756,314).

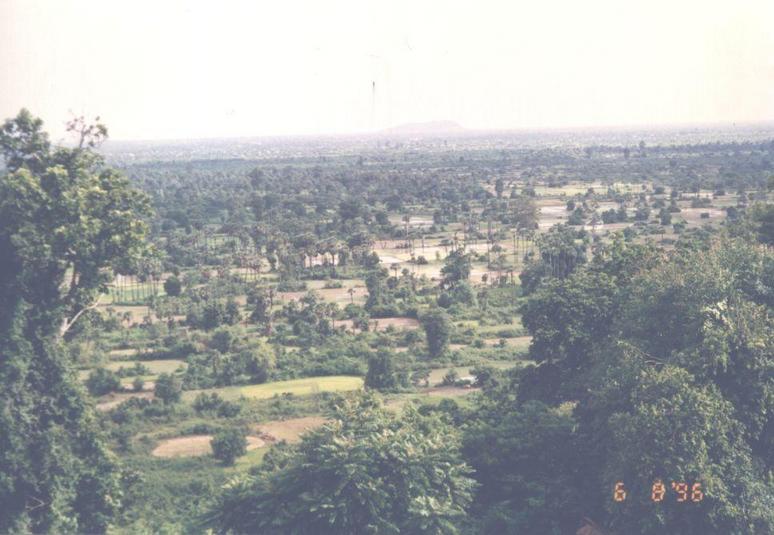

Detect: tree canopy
0,109,150,533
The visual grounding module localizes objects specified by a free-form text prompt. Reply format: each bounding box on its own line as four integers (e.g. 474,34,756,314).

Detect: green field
183,375,364,402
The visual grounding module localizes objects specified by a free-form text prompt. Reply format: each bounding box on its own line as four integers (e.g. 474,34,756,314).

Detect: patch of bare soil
423,386,481,397
482,335,532,347
255,416,328,444
151,435,265,458
335,317,420,332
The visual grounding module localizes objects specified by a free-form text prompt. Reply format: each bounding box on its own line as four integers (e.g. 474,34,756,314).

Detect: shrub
115,361,151,377
132,377,145,392
163,275,182,297
441,369,459,386
365,350,399,391
154,373,182,405
86,368,121,396
211,428,247,465
216,401,242,418
193,392,225,413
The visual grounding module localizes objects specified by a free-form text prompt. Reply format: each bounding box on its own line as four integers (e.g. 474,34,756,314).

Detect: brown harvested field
255,416,328,444
105,305,151,325
96,391,154,412
482,335,532,348
109,348,138,358
470,266,510,282
424,385,480,397
680,207,726,223
335,316,420,332
151,435,265,458
277,284,368,305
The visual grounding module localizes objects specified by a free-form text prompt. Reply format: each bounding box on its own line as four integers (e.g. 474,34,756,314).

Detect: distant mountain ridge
380,120,466,136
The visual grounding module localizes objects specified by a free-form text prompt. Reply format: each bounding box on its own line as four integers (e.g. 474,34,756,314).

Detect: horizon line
99,118,774,145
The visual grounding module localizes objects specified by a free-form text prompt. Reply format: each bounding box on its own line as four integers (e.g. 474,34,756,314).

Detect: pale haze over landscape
2,2,774,534
2,0,773,141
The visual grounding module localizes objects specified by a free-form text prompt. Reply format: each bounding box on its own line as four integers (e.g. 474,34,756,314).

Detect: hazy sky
1,0,773,140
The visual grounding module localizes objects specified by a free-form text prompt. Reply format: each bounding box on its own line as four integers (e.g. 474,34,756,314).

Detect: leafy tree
154,373,182,405
205,394,476,534
440,250,472,289
421,308,451,358
441,369,460,386
749,202,774,245
601,366,771,534
86,368,121,396
364,268,390,310
365,349,400,391
209,327,236,353
470,365,501,389
193,392,226,413
211,428,247,466
163,275,182,297
567,207,585,225
0,110,149,533
509,195,539,229
464,400,580,534
520,225,588,294
471,235,773,534
241,343,275,384
247,287,271,323
0,108,51,173
131,377,144,392
521,269,618,399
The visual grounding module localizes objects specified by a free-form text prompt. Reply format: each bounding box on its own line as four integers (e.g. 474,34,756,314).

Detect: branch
59,294,103,337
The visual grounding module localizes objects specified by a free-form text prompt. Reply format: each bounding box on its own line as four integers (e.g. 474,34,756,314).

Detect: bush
163,275,182,297
276,279,307,292
193,392,225,413
132,377,145,392
421,308,451,359
115,361,151,377
441,369,459,386
211,428,247,465
365,350,399,391
86,368,121,396
154,373,182,405
217,401,242,418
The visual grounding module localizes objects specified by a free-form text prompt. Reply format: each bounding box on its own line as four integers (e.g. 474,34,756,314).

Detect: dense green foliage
205,395,476,534
211,428,247,466
2,108,772,534
0,110,150,533
468,236,774,534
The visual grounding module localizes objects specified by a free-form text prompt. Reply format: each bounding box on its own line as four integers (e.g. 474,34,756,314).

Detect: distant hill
380,120,466,136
